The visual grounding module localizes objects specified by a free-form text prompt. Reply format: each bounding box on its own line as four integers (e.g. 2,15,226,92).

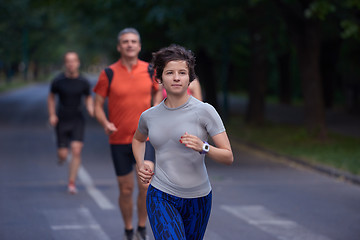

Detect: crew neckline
163,96,193,110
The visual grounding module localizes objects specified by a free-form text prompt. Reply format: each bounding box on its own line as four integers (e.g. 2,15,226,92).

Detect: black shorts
110,141,155,176
55,117,85,148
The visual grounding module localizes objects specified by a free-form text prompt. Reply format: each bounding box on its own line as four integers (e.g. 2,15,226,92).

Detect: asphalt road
1,79,360,240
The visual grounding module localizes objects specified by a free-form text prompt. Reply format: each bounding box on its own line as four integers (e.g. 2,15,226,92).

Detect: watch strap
200,141,209,154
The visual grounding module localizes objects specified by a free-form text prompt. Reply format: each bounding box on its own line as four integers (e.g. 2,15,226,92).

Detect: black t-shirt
50,73,90,120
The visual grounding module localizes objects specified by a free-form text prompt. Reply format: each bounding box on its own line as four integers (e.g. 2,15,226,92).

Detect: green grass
0,80,29,93
0,74,52,93
227,115,360,175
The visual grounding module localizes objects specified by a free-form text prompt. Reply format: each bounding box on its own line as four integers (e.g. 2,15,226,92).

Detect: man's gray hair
117,28,141,42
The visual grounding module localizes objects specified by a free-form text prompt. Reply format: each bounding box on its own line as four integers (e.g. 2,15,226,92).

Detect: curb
230,137,360,186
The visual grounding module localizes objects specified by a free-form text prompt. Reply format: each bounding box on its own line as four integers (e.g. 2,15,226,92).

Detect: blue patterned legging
146,185,212,240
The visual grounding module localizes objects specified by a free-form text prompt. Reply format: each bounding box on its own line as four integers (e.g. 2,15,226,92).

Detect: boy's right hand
49,115,58,127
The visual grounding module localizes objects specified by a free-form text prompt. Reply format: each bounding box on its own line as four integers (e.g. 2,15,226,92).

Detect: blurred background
1,2,360,239
1,0,360,174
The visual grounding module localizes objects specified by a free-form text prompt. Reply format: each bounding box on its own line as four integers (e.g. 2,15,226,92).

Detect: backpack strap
104,67,113,93
104,65,152,94
147,64,154,80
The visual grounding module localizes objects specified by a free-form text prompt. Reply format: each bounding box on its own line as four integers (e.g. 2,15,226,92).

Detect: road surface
1,79,360,240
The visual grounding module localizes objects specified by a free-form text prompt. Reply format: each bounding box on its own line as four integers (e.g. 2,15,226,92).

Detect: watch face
201,142,209,154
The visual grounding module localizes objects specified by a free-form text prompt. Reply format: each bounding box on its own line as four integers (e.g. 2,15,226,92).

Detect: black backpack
104,64,154,93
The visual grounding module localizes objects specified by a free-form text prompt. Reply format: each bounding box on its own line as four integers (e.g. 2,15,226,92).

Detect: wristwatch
200,141,210,154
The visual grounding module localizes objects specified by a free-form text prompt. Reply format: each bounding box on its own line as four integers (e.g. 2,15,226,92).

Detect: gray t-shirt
138,96,225,198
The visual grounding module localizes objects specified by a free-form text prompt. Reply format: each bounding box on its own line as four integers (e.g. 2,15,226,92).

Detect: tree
271,0,327,138
141,0,248,111
245,2,269,124
272,0,360,138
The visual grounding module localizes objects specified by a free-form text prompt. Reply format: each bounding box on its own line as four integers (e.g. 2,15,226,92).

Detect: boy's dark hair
151,44,197,83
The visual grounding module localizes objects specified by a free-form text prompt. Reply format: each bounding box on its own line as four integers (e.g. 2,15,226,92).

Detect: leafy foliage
1,0,360,110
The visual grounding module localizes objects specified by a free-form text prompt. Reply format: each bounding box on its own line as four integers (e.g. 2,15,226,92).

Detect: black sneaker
124,229,134,240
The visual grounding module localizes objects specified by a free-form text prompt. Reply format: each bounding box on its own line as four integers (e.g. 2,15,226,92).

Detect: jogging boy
48,51,94,194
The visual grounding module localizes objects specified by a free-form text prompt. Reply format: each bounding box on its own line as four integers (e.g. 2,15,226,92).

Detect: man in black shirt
47,51,94,194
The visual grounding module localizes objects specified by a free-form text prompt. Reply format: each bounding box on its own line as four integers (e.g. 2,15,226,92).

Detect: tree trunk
274,0,328,139
278,53,292,104
246,12,268,125
320,38,342,109
295,21,327,138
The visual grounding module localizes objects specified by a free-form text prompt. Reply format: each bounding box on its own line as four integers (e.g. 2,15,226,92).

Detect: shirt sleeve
83,78,91,96
50,79,58,94
137,112,149,136
200,103,226,137
93,70,109,97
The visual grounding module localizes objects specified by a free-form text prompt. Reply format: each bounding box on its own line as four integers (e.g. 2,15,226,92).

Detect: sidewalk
220,94,360,185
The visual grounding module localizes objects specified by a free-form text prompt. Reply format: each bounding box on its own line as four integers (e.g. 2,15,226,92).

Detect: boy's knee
57,148,68,160
72,149,82,157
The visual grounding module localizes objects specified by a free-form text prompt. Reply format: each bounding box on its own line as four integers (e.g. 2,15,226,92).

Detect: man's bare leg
57,147,68,165
69,141,83,184
117,171,135,230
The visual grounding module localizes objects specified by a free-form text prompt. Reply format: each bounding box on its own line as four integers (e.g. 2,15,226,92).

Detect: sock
125,229,134,236
137,226,146,232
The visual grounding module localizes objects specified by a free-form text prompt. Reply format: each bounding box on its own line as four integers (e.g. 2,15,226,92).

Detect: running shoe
57,158,66,165
135,228,149,240
58,154,70,166
68,183,78,194
124,231,134,240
